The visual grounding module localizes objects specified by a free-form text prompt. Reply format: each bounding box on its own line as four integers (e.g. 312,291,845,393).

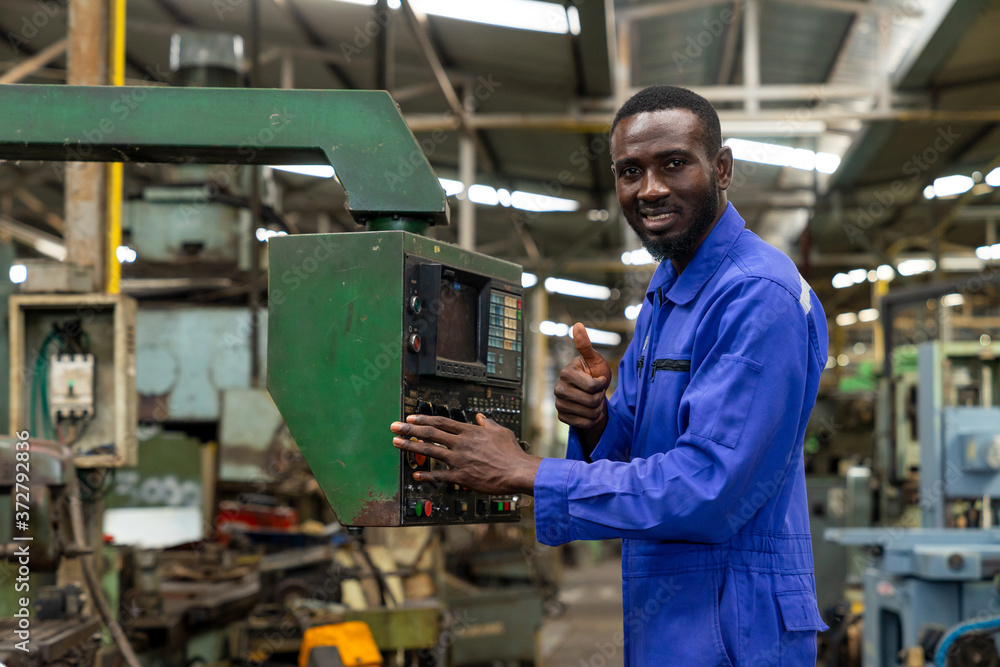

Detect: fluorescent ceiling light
976,244,1000,261
836,312,858,327
724,138,841,174
897,258,936,276
924,175,975,199
941,293,964,308
9,264,26,284
538,320,621,346
272,165,336,178
566,5,581,35
539,320,570,337
858,308,879,323
876,264,895,281
621,248,654,266
335,0,377,5
847,268,867,283
468,184,500,206
986,168,1000,188
831,273,853,289
256,228,288,242
624,304,642,320
544,277,611,300
584,327,622,346
406,0,574,34
116,245,137,263
510,190,579,212
521,272,538,288
439,178,464,196
833,264,897,289
454,182,579,212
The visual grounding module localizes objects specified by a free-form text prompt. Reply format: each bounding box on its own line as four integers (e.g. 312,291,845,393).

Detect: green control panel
267,231,524,528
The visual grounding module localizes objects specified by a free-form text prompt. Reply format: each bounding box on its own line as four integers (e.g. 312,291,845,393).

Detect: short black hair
611,85,722,158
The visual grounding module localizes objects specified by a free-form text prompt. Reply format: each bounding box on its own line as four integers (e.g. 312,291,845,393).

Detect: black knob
450,408,468,422
416,400,433,415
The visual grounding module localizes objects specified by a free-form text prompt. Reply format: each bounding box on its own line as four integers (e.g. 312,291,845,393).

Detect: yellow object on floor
298,621,382,667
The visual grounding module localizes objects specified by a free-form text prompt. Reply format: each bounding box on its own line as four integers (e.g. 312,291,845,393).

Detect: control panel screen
437,278,479,363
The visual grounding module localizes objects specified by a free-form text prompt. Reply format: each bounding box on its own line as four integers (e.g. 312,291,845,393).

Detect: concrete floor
539,559,625,667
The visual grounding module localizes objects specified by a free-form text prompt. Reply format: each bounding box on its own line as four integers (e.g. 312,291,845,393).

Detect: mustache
637,204,681,216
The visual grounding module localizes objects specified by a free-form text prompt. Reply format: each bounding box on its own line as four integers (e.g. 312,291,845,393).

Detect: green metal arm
0,85,448,226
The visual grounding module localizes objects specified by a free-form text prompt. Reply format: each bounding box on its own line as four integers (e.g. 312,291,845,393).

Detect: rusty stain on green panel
0,85,447,226
267,232,520,526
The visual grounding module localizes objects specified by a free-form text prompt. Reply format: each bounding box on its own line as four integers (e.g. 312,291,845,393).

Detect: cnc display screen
437,279,479,362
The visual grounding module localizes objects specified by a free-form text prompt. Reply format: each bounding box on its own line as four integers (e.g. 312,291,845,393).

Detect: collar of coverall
644,201,745,308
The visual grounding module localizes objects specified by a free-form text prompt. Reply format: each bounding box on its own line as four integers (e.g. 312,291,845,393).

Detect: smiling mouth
639,210,679,231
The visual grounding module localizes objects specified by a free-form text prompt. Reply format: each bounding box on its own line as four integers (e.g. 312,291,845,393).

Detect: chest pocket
641,357,691,449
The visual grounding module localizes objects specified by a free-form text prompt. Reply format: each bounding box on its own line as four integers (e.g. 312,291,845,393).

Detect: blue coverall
534,203,829,665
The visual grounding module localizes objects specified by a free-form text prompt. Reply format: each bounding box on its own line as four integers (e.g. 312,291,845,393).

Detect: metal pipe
68,474,142,667
106,0,126,296
458,89,476,250
66,0,109,292
742,0,761,114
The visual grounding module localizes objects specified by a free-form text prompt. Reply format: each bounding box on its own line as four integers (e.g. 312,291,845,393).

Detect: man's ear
715,145,734,190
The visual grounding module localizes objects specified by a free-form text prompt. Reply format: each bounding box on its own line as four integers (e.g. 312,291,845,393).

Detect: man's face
611,109,732,267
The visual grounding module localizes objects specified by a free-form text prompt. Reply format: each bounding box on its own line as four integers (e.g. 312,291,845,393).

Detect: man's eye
666,159,685,168
620,167,640,177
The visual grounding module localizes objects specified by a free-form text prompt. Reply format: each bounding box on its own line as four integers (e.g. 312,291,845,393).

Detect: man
391,85,828,665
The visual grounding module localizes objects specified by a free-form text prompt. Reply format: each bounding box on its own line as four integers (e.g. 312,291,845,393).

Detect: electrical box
9,294,138,468
48,353,96,421
267,231,524,528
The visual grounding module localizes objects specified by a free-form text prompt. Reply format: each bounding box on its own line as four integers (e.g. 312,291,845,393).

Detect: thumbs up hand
554,323,612,454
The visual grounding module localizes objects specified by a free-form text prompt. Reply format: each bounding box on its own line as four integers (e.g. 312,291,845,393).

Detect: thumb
572,323,610,381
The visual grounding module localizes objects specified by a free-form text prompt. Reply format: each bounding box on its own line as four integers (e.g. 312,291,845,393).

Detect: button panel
488,290,523,380
400,385,522,526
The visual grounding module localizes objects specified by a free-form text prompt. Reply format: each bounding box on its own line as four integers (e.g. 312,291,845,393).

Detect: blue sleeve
565,307,647,464
535,279,817,546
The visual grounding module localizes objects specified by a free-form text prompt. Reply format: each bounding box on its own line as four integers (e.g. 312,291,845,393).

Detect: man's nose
639,172,670,201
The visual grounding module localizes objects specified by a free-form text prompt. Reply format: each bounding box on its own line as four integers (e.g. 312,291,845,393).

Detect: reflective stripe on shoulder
798,274,812,314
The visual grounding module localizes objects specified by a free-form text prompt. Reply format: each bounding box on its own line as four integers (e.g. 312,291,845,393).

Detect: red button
517,300,521,308
424,501,433,516
414,453,426,466
504,502,510,511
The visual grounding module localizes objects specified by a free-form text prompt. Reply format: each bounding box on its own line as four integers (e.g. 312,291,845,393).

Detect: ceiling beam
0,39,67,85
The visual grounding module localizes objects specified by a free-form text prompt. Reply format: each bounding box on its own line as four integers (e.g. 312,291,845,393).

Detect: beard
628,177,720,263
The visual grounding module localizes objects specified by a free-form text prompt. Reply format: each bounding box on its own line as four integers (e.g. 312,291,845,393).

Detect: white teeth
645,213,671,221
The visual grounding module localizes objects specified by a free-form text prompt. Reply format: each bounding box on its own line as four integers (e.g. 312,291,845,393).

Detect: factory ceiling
0,0,999,333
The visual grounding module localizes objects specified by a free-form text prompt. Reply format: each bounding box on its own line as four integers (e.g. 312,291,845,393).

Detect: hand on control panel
391,413,540,496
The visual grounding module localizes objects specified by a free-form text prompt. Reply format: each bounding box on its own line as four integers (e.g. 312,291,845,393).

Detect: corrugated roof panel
758,2,854,84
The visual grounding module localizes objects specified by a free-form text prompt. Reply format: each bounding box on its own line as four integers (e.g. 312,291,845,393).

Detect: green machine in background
0,83,525,532
267,231,525,529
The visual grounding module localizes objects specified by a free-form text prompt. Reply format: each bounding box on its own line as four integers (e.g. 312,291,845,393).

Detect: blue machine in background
828,341,1000,667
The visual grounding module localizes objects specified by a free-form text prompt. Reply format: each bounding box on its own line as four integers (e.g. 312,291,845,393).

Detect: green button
497,501,503,511
416,503,423,517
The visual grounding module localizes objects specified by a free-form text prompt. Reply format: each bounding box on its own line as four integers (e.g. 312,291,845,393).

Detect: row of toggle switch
406,497,516,518
411,399,521,423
